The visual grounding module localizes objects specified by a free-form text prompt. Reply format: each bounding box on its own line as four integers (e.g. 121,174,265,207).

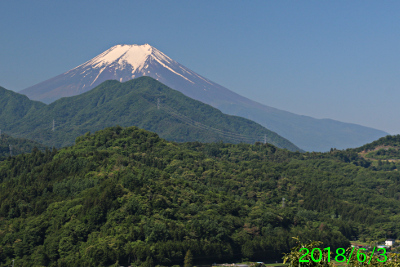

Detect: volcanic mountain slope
20,44,388,151
5,77,301,151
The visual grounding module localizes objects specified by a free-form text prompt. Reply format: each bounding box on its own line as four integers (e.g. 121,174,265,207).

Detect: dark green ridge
350,134,400,160
2,126,400,266
1,77,301,151
0,85,45,126
354,134,400,152
0,133,47,160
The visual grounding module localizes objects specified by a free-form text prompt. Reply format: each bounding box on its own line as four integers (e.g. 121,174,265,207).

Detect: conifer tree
184,250,193,267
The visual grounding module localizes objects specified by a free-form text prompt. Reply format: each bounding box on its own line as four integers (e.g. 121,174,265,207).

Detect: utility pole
9,144,12,157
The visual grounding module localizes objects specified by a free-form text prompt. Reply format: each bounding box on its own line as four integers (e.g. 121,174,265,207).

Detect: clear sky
1,0,400,134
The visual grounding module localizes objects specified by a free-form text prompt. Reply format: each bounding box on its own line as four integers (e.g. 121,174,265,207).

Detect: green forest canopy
1,127,400,266
0,77,300,151
0,133,47,160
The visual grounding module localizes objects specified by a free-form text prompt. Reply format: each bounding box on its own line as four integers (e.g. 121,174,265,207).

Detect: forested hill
1,77,300,151
0,133,47,160
351,135,400,162
354,134,400,152
0,85,45,126
1,126,400,266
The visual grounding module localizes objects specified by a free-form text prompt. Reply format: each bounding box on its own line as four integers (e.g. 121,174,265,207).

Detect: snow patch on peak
151,47,174,64
79,44,153,73
151,55,194,84
69,43,195,84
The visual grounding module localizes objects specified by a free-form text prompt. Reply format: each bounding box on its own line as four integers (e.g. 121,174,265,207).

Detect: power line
164,108,265,143
160,102,268,144
164,106,255,142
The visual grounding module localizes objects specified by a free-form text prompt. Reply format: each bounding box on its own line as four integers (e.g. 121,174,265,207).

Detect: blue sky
1,1,400,133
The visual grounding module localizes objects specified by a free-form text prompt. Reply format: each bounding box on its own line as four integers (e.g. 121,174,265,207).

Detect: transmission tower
264,134,267,144
9,144,12,157
52,119,55,131
157,98,160,110
282,197,286,208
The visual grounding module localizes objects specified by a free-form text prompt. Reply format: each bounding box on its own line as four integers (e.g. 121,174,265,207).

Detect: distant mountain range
20,44,388,151
1,78,300,151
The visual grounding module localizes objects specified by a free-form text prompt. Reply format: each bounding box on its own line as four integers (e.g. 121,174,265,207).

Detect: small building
386,239,395,247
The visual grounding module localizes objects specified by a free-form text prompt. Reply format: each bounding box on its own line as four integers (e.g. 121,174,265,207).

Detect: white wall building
385,239,395,246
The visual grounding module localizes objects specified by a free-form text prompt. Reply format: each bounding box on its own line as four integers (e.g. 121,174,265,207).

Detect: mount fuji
20,44,388,151
20,44,243,107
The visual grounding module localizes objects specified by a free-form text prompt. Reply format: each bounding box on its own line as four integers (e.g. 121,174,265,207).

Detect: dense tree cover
0,77,300,151
0,133,47,160
354,135,400,161
346,135,400,168
365,148,400,160
2,126,400,266
355,135,400,152
0,86,45,127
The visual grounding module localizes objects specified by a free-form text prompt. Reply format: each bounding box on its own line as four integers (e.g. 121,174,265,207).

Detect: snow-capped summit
19,43,387,152
76,44,191,83
21,43,216,103
79,44,154,71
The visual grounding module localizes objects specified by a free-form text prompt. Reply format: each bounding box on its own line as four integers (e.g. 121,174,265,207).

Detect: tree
184,250,193,267
142,256,154,267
